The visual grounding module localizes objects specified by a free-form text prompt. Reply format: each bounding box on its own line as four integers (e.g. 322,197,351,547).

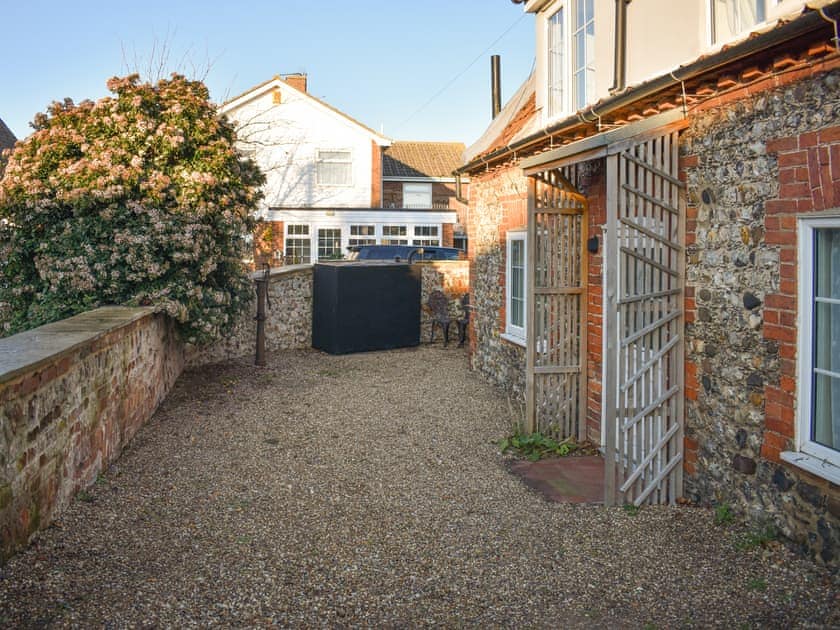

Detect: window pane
812,226,840,451
403,183,432,208
547,7,565,117
712,0,765,43
510,239,525,329
351,225,375,236
285,238,311,264
317,151,352,186
317,228,342,259
383,225,406,237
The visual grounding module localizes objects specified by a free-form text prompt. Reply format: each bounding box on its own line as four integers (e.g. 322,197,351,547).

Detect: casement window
786,216,840,483
317,228,342,259
504,230,527,345
317,150,352,186
403,183,433,208
710,0,774,44
547,0,595,119
285,224,311,264
382,225,408,245
349,225,376,246
412,225,440,247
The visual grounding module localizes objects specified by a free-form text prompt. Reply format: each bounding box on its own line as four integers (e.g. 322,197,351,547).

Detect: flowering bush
0,74,264,344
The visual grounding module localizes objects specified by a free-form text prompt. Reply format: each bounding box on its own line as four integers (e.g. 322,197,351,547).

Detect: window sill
500,332,526,348
780,450,840,485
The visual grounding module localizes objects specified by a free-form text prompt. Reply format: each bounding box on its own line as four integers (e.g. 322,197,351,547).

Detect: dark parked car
346,244,464,262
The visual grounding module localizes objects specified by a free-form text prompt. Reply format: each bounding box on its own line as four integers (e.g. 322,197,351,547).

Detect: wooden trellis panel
604,129,685,506
525,169,588,440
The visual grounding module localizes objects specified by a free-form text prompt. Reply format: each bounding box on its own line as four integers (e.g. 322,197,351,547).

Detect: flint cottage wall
681,64,840,564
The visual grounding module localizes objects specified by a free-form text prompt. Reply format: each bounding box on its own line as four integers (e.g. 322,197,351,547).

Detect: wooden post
604,154,619,507
525,176,537,434
255,265,270,367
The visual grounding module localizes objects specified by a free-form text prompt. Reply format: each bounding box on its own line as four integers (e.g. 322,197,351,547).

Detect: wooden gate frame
524,170,588,440
603,121,687,506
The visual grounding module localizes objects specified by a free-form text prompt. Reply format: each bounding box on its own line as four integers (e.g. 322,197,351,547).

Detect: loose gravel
0,345,837,628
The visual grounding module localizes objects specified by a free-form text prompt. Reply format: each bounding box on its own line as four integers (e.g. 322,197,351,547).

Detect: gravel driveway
0,345,837,628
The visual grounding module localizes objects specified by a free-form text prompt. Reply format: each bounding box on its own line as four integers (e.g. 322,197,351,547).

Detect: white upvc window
317,150,352,186
785,215,840,484
382,225,408,245
285,224,311,264
403,183,433,208
546,0,595,119
349,225,376,246
412,225,440,247
317,228,343,259
710,0,777,44
503,229,527,345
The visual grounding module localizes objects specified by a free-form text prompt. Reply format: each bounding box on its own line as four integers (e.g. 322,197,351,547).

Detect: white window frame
316,150,353,187
412,225,440,247
782,214,840,484
349,224,376,246
502,229,528,346
316,227,343,260
403,183,433,209
708,0,791,45
284,223,311,264
545,0,595,121
382,225,408,245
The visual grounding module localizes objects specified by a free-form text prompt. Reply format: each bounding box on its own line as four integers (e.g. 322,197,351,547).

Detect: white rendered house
219,74,458,263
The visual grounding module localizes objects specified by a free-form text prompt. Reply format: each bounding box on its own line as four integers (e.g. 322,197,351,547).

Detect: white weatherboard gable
220,79,389,213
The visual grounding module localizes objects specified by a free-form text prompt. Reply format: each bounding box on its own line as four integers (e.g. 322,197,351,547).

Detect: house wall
467,164,530,402
227,87,377,211
466,159,606,441
681,63,840,565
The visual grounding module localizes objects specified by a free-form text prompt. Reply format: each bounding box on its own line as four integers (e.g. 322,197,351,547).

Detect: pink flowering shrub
0,74,264,344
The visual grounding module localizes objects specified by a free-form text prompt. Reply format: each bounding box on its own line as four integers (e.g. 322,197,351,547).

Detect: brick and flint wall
681,62,840,564
0,308,184,560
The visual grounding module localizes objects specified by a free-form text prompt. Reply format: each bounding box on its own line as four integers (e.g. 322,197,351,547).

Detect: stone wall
681,64,840,565
419,261,470,343
467,164,530,401
0,308,183,560
186,265,313,366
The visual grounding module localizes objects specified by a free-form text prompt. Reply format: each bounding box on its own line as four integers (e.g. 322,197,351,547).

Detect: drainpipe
254,264,270,366
455,172,469,204
610,0,631,94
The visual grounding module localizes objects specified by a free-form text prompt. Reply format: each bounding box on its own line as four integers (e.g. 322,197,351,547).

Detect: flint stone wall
186,265,313,367
466,165,529,402
682,67,840,565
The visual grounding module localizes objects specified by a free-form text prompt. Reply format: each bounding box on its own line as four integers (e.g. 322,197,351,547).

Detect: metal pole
255,263,270,366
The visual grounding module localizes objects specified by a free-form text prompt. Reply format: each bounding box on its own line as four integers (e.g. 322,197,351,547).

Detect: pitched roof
461,0,839,172
383,141,466,178
463,72,536,164
0,118,16,153
220,75,390,146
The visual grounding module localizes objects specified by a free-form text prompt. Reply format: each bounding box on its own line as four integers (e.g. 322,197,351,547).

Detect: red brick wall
255,220,284,268
371,142,383,208
761,126,840,462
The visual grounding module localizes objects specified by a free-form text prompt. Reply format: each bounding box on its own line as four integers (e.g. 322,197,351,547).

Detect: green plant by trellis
499,431,575,461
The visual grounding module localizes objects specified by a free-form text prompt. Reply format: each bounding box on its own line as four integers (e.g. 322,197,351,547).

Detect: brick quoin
760,124,840,462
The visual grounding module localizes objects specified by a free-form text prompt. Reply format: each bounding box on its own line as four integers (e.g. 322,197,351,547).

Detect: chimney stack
491,55,502,119
284,73,308,93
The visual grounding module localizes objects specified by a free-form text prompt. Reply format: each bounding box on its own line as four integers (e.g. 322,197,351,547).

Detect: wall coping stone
0,306,155,385
251,264,313,281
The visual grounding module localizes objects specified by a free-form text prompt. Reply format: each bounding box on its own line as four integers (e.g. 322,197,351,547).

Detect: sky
1,1,535,146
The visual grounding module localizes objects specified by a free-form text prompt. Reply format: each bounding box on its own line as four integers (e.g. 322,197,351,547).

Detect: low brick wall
186,265,314,366
0,307,183,560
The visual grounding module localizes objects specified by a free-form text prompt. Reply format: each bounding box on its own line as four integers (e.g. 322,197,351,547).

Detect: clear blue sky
1,1,535,145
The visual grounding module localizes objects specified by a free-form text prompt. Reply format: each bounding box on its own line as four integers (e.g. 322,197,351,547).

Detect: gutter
456,3,839,175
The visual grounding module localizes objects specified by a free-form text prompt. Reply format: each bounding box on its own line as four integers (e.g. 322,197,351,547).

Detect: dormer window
546,0,595,120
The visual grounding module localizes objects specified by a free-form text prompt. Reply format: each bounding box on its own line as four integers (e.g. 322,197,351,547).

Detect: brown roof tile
383,141,466,178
